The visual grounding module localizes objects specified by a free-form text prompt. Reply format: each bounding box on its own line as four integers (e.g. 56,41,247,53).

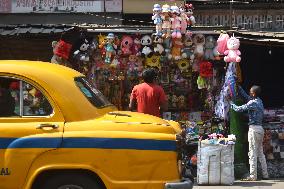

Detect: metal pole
230,0,232,30
104,0,107,28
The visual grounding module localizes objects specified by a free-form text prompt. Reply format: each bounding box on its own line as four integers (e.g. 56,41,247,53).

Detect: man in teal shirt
231,85,269,181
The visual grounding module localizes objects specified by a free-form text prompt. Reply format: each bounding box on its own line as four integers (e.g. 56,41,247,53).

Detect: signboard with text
195,13,284,30
0,0,107,13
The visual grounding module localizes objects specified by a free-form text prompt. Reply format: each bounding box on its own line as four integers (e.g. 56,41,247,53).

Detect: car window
75,77,112,108
0,76,53,117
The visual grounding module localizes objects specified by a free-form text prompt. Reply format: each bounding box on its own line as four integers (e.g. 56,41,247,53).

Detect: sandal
241,177,257,181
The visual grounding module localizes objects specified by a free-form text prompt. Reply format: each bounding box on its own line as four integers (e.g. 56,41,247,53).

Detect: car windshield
75,77,112,108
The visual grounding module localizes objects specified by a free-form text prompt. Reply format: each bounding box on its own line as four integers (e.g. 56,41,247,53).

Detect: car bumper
165,179,193,189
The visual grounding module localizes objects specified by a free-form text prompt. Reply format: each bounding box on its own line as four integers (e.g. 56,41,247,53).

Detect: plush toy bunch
155,3,196,39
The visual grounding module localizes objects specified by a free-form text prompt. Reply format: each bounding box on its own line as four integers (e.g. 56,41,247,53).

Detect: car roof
0,60,83,79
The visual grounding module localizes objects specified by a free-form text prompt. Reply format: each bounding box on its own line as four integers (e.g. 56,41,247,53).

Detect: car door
0,76,65,189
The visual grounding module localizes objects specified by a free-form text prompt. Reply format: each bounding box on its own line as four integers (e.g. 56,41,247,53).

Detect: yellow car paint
0,60,182,189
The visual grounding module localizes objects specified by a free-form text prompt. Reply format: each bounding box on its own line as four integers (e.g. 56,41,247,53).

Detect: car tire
41,173,101,189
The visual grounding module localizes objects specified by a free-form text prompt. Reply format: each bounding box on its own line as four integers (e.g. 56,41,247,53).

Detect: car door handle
36,124,59,130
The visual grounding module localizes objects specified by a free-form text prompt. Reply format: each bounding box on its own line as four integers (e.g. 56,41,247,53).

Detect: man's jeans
248,125,269,179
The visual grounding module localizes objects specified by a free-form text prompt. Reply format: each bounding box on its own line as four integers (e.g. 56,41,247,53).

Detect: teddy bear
193,34,205,58
51,39,72,66
153,35,165,56
181,35,195,61
140,35,153,58
121,35,133,56
224,36,241,63
204,36,216,61
171,38,183,61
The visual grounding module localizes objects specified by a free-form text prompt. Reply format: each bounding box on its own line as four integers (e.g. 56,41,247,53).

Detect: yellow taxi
0,60,193,189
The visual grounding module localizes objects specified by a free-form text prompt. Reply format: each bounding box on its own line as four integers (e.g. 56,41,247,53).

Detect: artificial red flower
199,61,213,78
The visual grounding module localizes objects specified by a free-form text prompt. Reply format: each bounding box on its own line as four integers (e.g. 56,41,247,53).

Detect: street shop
48,3,241,184
1,2,284,184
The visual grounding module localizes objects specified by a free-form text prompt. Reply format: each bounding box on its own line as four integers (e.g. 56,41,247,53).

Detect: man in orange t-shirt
129,68,168,117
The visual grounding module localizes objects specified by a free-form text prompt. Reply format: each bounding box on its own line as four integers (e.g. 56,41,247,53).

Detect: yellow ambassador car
0,60,193,189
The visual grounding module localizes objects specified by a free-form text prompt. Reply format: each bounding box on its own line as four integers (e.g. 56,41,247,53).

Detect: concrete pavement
195,179,284,189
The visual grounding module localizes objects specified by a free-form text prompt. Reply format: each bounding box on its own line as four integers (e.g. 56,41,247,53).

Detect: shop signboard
105,0,122,12
195,10,284,30
0,0,104,13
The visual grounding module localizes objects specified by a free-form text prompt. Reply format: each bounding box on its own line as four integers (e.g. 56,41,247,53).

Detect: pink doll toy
152,4,163,36
216,32,230,55
121,35,133,56
224,36,241,63
170,5,182,39
105,33,117,64
185,3,196,36
132,34,141,56
161,4,171,39
179,5,189,34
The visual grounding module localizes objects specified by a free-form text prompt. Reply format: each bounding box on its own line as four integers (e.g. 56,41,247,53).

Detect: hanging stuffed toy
204,36,216,61
179,5,189,34
224,36,241,63
197,76,207,89
121,35,133,56
171,38,183,60
127,55,139,80
132,34,141,56
161,4,171,39
177,59,190,73
181,35,195,61
153,35,165,55
170,5,182,39
51,39,72,66
199,61,213,78
104,33,117,64
140,35,153,58
98,34,107,59
193,34,205,58
152,4,163,36
185,3,196,36
216,32,229,55
162,37,172,61
73,36,91,74
145,54,161,70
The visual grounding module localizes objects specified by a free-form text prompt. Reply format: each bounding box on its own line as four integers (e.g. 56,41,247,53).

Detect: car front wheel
41,173,102,189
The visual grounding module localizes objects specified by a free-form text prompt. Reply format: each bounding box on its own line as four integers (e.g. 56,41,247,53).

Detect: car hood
100,111,182,134
64,111,182,136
